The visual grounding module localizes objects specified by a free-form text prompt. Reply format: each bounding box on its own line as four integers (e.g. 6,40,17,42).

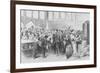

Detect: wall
0,0,100,73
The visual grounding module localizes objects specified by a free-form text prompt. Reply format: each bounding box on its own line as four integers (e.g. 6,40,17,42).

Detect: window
32,11,38,19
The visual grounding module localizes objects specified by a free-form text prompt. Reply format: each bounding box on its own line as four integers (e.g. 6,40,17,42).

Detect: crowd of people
21,26,84,59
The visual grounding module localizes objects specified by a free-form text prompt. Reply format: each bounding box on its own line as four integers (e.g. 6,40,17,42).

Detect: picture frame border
10,0,97,73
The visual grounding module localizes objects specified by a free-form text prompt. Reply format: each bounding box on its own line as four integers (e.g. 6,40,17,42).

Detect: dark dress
65,38,73,59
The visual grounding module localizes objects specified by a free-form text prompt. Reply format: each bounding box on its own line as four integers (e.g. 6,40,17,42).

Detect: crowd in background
21,26,85,59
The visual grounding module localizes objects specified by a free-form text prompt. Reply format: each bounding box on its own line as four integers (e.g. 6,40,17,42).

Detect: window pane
48,12,53,21
26,10,32,18
40,11,45,20
60,12,65,19
32,11,38,19
54,12,59,20
21,10,25,17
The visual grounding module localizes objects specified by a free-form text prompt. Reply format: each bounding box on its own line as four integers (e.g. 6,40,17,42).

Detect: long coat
65,38,73,59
